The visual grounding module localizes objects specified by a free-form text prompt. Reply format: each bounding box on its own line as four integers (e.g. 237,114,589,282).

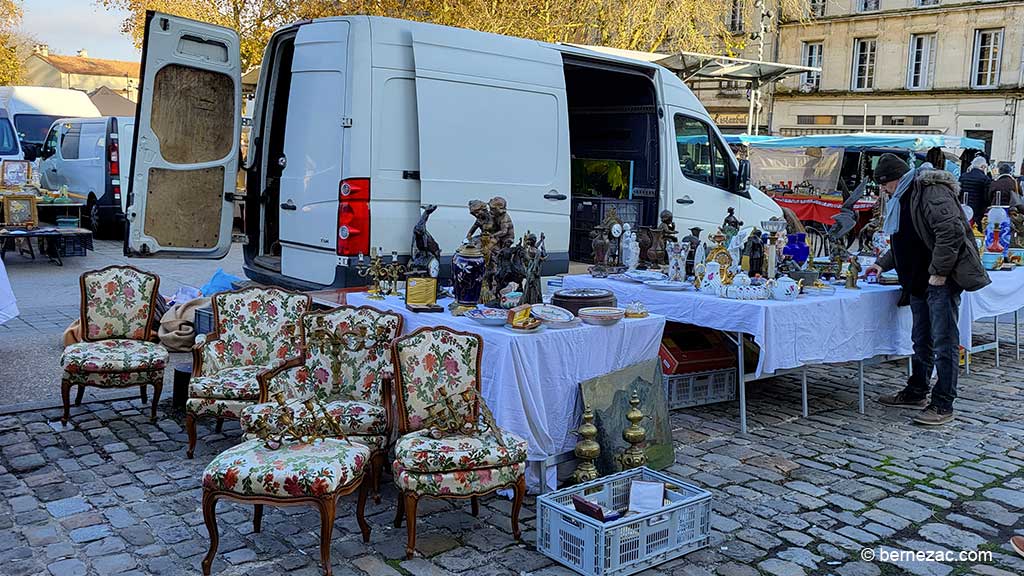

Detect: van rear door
410,28,570,253
125,11,241,258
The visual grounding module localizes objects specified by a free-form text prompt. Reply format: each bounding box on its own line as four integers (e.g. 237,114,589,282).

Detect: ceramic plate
546,318,582,329
530,304,575,323
644,280,689,291
504,323,546,334
464,308,507,325
624,270,668,283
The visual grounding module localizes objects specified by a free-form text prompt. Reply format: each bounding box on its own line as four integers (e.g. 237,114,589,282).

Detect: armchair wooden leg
215,418,224,433
150,380,162,423
318,497,337,576
186,413,197,459
511,476,526,541
372,451,384,504
403,493,418,560
356,476,370,543
471,496,479,517
140,385,148,405
61,378,72,426
253,504,263,533
201,491,219,576
394,491,405,528
74,385,85,406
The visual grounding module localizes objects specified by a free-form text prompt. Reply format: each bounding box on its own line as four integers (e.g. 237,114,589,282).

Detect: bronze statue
466,199,492,251
742,228,764,277
845,256,861,290
636,210,678,268
409,204,441,277
516,231,547,305
722,207,743,246
591,228,609,265
682,226,703,276
486,196,515,251
656,209,678,243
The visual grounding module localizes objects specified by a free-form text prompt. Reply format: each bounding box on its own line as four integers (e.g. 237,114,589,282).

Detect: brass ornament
620,389,647,470
571,405,601,484
355,249,406,299
249,392,350,450
421,386,506,448
705,230,735,284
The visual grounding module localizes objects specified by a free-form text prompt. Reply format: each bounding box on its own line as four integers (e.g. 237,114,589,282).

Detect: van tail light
112,185,121,201
108,118,120,176
337,178,370,256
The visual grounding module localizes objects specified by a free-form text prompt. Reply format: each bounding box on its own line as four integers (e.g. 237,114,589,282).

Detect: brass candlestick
571,405,601,484
355,249,389,299
249,392,350,450
620,389,647,470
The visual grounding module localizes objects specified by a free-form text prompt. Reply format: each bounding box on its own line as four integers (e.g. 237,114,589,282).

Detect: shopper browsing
866,154,991,426
959,156,992,231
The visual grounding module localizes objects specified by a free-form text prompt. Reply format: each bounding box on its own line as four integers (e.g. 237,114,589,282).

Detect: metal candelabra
354,248,405,299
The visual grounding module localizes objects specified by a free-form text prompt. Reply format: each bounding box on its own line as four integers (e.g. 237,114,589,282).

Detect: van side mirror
735,159,751,194
22,142,39,162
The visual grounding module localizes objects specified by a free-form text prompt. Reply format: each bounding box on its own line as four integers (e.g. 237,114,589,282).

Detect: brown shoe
913,405,954,426
1012,535,1024,558
877,390,928,408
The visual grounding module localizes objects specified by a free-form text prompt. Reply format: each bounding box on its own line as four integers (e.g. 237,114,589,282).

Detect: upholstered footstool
200,438,371,576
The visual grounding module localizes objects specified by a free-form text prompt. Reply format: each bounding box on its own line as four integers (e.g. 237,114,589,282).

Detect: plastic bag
199,268,242,296
168,285,202,307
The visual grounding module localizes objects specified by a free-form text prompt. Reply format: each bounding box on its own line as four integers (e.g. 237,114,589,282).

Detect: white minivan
0,86,101,163
38,116,135,236
125,13,781,288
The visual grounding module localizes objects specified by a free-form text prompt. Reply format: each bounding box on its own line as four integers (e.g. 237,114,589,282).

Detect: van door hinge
341,117,353,128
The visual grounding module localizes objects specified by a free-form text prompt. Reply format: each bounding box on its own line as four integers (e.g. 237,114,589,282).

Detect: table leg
965,348,970,374
737,331,747,435
995,316,1000,367
801,367,808,418
906,357,912,377
1016,310,1020,361
537,461,548,495
857,361,865,415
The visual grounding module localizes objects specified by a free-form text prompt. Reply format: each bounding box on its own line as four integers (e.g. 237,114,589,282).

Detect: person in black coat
959,156,992,231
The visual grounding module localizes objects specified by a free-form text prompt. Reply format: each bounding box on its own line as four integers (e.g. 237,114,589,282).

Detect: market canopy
747,133,986,151
566,46,818,84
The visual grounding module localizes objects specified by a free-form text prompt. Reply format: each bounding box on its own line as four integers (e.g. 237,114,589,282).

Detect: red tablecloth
772,194,876,225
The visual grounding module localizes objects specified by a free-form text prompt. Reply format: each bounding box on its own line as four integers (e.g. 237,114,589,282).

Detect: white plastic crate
537,467,712,576
664,368,736,410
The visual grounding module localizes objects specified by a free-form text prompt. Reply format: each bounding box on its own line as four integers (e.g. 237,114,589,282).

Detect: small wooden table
0,226,93,266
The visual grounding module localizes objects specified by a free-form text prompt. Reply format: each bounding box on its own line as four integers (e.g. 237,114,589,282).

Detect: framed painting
2,194,38,227
1,160,30,188
579,358,673,475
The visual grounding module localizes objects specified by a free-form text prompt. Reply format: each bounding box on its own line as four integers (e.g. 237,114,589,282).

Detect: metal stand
1016,310,1020,361
995,316,1000,367
801,367,808,418
857,361,865,414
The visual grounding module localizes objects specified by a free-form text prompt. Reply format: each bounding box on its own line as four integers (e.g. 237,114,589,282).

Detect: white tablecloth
347,293,665,488
959,266,1024,348
0,259,17,325
561,275,913,377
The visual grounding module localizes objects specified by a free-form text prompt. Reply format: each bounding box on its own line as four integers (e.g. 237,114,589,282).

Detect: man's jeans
906,283,963,411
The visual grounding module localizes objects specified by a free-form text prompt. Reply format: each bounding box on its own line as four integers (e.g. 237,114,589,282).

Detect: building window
852,38,877,90
907,34,937,90
843,115,876,126
916,0,938,5
882,115,929,126
801,42,823,88
809,0,826,17
972,29,1003,88
858,0,879,12
797,115,836,125
718,80,741,90
728,0,743,32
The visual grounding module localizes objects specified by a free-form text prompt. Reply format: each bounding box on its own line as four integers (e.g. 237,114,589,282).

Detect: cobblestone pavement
1,343,1022,576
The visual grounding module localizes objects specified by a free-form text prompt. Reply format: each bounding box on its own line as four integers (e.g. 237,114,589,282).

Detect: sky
20,0,140,61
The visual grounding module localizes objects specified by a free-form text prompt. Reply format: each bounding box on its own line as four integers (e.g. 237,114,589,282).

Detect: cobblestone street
1,340,1022,576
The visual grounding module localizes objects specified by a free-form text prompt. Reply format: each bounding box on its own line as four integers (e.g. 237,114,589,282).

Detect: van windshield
14,114,62,145
0,119,18,156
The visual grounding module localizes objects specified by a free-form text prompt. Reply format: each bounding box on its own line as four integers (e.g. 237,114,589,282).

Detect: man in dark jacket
867,154,991,425
959,156,991,231
990,163,1022,209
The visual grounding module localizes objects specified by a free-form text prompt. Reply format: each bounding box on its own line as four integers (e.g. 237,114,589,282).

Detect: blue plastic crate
537,467,712,576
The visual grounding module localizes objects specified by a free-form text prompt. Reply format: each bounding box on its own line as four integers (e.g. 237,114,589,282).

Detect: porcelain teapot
695,261,722,294
768,276,800,301
732,271,751,287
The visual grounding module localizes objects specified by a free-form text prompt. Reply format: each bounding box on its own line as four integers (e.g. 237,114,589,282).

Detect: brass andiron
249,392,350,450
620,389,647,470
571,405,601,484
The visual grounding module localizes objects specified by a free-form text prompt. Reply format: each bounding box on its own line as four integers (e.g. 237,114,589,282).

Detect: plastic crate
537,467,712,576
56,234,92,257
572,198,643,230
664,368,736,410
194,307,214,335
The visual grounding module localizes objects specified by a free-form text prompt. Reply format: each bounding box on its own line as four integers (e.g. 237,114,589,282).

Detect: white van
125,13,781,288
0,87,101,163
38,116,134,236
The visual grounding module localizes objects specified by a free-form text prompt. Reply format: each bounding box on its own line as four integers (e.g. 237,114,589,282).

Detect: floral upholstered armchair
239,305,403,500
185,287,311,458
390,326,527,560
61,266,167,425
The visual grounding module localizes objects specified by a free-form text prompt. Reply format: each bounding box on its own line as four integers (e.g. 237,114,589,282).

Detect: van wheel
86,200,101,236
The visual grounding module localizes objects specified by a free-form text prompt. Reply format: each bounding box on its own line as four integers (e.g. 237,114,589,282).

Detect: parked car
38,116,134,237
0,86,101,163
125,13,782,288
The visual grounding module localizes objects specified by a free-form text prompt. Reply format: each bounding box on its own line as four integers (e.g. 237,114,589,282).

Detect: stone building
23,45,140,103
770,0,1024,167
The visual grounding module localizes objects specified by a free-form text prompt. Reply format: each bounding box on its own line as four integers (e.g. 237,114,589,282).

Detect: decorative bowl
530,304,575,323
982,251,1003,270
578,306,626,326
464,308,507,326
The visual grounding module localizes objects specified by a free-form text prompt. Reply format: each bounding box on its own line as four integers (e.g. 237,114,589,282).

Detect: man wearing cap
866,154,990,425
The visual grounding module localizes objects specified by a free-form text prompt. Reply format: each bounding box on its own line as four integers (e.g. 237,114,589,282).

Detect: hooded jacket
959,167,991,215
989,173,1022,208
877,168,991,292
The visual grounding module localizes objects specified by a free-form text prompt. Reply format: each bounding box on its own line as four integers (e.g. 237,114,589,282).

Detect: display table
347,292,666,492
960,265,1024,371
772,194,875,225
0,227,93,266
561,275,914,432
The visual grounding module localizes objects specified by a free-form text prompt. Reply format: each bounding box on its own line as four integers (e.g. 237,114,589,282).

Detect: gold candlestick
571,405,601,484
620,389,647,470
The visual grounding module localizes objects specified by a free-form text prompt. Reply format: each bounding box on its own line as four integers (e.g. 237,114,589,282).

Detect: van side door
125,11,241,258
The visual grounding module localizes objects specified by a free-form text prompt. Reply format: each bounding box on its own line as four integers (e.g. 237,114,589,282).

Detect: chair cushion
394,462,526,497
65,370,161,388
62,340,168,373
189,366,267,400
395,428,527,474
203,438,370,498
241,399,386,437
186,397,255,420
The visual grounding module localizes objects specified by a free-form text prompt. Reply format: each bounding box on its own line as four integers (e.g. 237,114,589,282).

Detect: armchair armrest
257,357,307,403
381,371,395,440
